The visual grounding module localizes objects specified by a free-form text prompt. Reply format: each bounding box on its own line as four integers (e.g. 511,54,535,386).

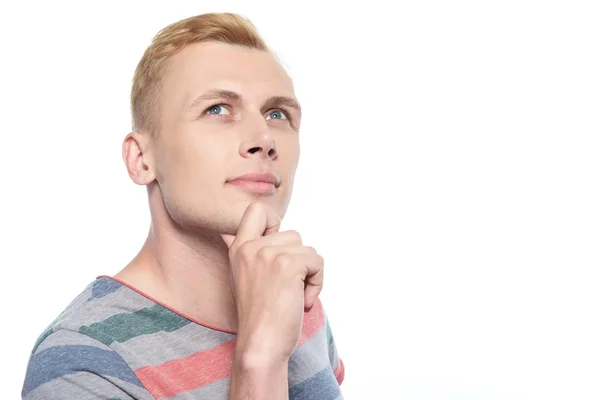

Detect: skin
118,41,322,398
118,41,301,330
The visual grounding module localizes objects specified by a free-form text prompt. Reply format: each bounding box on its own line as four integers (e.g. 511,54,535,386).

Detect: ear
122,131,156,185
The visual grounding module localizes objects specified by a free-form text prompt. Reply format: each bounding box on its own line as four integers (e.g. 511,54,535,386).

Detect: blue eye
207,105,230,115
266,110,287,120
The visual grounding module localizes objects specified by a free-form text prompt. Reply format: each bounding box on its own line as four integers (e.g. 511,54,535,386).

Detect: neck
115,187,238,332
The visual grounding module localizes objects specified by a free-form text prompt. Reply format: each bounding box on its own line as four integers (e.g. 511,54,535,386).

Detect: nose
239,121,278,160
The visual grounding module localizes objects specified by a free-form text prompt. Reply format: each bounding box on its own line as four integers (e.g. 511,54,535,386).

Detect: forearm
229,347,289,400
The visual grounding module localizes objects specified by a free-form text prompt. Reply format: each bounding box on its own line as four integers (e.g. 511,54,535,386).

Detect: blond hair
130,13,269,135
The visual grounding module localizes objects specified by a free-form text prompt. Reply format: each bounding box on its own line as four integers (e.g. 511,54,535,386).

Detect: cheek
159,140,224,197
278,134,300,162
172,133,226,170
278,157,299,201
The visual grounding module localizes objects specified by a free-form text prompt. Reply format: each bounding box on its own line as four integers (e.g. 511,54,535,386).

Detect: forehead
162,41,296,105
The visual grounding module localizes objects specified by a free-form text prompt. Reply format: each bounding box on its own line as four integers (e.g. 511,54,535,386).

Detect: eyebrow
188,89,241,109
262,96,302,118
188,89,302,118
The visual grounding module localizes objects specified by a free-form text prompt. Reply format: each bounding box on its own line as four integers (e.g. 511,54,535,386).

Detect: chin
224,199,288,235
172,196,288,237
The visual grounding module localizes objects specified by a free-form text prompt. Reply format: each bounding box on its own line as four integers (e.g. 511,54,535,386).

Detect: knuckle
257,246,272,262
315,254,324,265
273,253,293,267
238,242,254,260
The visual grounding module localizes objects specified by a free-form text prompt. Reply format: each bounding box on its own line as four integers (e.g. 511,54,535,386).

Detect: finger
304,269,324,309
222,202,281,249
237,202,281,244
256,245,316,263
268,251,323,283
255,231,306,247
299,254,325,309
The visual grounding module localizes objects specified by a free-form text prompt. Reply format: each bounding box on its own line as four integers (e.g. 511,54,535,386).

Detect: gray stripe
24,371,154,400
105,376,155,400
54,289,156,331
329,342,339,371
51,284,94,322
288,324,330,387
168,377,231,400
113,322,235,370
23,344,144,396
34,329,106,354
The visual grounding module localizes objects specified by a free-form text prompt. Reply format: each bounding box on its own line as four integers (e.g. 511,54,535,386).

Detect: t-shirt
22,276,345,399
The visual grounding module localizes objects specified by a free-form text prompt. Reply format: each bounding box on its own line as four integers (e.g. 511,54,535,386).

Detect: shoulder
319,299,345,385
297,298,345,383
30,277,158,353
287,298,346,399
23,329,152,399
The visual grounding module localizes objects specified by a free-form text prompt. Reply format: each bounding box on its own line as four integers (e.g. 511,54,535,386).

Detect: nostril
267,148,276,158
248,147,261,154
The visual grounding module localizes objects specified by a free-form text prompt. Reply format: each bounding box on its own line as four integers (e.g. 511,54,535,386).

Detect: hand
222,202,324,363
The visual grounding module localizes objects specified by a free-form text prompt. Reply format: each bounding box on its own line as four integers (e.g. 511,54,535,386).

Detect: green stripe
79,304,191,346
32,308,71,354
326,317,334,346
32,326,54,354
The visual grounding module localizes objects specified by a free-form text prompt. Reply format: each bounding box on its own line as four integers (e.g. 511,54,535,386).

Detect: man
22,12,344,400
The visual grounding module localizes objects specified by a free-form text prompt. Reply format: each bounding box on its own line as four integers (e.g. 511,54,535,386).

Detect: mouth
226,172,280,195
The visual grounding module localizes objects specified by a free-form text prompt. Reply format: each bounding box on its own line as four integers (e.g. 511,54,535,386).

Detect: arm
222,202,326,400
229,346,289,400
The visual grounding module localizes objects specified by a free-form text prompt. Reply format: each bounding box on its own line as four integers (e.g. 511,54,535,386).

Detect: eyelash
203,103,292,121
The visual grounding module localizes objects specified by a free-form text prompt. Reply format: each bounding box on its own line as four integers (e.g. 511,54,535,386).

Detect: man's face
151,41,301,235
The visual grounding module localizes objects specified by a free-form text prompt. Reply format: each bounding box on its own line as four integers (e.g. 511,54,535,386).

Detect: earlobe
122,131,156,185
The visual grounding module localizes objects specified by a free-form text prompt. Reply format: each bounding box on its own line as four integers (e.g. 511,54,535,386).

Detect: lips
227,172,280,194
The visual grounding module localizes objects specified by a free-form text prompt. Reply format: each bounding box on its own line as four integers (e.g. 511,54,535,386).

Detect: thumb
221,202,282,251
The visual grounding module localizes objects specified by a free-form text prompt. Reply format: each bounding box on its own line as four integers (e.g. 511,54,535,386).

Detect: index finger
227,202,281,249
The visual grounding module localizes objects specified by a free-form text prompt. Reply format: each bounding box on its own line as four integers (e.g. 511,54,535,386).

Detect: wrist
235,326,292,363
233,340,290,371
231,343,289,398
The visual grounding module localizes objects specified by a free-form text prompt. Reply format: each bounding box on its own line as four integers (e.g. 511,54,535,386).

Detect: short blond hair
130,13,269,135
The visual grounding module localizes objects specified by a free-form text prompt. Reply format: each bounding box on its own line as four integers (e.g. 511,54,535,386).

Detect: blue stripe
89,278,122,300
289,366,341,400
22,344,143,397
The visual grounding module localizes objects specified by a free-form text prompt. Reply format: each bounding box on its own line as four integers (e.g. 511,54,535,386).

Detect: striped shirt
22,276,345,399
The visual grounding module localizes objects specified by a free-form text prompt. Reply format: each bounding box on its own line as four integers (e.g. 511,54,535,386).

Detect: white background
1,1,599,399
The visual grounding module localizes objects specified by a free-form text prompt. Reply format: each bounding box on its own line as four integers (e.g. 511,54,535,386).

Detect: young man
22,12,344,400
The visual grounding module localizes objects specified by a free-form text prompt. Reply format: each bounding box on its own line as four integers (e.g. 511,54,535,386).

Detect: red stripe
133,298,327,398
135,339,235,398
334,358,345,385
298,297,326,346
